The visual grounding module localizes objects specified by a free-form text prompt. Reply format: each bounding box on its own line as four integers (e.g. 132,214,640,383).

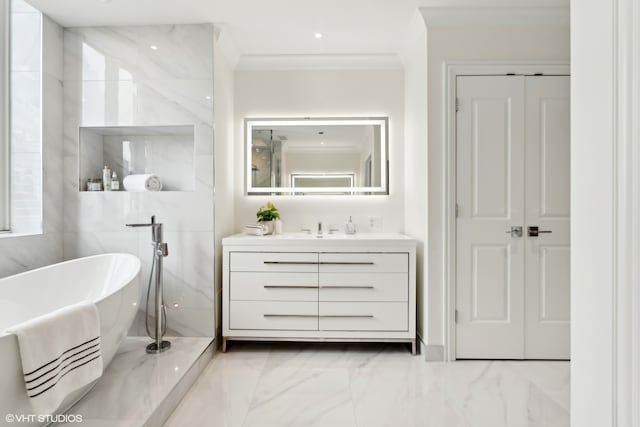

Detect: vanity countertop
223,232,416,247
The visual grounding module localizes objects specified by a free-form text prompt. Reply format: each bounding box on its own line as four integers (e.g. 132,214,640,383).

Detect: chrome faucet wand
126,215,171,354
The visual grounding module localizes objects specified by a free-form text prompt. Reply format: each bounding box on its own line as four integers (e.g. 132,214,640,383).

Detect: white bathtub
0,253,140,426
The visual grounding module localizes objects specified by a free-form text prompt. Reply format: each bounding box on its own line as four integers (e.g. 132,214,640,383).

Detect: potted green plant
256,201,280,235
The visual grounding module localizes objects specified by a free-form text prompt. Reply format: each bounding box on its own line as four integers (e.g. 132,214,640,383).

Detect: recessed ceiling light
205,95,211,100
314,33,323,39
320,141,325,145
150,45,159,50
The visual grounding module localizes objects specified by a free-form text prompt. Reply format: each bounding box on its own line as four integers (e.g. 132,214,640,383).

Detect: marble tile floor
163,342,570,427
54,336,213,427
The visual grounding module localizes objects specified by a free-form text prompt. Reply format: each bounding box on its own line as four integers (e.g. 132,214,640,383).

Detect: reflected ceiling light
320,141,325,145
150,45,159,50
314,32,323,39
205,95,211,100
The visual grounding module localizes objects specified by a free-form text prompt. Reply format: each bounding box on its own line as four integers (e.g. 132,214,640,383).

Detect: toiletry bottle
103,165,112,191
111,170,120,191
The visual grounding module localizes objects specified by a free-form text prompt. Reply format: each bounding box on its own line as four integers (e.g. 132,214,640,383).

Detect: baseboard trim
425,344,445,362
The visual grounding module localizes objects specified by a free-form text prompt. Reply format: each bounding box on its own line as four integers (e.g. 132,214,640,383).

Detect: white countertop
222,232,416,247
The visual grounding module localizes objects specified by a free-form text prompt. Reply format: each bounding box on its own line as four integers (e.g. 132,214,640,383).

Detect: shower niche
78,125,195,192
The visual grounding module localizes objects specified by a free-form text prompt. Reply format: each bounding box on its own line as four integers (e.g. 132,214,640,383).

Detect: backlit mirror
246,117,388,195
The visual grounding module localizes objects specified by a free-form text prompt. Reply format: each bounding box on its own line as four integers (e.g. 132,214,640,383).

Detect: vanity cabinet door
318,302,408,331
231,272,318,301
319,273,408,302
230,252,318,272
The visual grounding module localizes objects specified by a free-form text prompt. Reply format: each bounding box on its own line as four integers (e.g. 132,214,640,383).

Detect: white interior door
455,75,570,360
524,76,571,359
455,75,526,359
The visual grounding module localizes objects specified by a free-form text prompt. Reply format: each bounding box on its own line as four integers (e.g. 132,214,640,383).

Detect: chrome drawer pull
320,315,375,318
263,314,316,318
319,262,375,265
320,285,374,289
263,285,318,289
263,261,318,265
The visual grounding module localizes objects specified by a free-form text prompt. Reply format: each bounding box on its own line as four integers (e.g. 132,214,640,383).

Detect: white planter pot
259,221,274,235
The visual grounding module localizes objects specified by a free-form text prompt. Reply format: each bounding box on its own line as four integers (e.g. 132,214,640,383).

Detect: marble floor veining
163,343,570,427
54,337,213,427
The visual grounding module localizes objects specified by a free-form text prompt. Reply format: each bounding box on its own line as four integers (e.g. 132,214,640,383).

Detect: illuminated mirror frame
245,117,389,195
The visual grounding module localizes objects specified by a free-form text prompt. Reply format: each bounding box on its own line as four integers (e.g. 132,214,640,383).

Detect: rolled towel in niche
123,174,163,192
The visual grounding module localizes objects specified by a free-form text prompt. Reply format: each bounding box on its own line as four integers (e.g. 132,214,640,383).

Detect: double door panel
456,75,570,360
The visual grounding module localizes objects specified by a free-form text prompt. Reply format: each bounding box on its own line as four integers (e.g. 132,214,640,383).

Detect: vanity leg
411,339,417,355
222,337,228,353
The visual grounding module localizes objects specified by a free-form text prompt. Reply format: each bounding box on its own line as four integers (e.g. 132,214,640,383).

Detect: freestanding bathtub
0,253,140,426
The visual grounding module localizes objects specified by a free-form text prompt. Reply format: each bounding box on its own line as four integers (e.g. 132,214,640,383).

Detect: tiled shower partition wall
62,24,215,337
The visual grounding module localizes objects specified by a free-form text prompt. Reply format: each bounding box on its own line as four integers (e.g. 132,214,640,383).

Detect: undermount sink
285,232,355,239
315,233,356,239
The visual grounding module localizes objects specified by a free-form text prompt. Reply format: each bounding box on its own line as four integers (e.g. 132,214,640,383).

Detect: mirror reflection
246,118,388,195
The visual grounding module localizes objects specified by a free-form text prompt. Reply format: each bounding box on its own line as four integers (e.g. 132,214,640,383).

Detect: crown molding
213,24,240,69
420,5,569,28
235,54,403,71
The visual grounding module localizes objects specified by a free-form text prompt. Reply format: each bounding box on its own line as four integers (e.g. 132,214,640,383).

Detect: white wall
570,1,612,422
234,69,404,233
422,16,570,355
401,10,429,353
571,0,640,425
213,28,236,336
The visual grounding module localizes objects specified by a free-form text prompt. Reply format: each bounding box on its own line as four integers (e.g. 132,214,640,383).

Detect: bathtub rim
0,253,141,338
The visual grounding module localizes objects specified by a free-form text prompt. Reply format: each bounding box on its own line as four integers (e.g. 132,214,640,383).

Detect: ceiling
26,0,569,62
27,0,419,58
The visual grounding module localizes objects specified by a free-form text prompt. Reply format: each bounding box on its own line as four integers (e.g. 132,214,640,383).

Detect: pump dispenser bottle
103,165,112,191
345,216,356,234
111,170,120,191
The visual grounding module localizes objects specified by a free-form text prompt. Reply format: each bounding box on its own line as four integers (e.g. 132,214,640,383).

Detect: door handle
506,226,523,238
527,226,552,237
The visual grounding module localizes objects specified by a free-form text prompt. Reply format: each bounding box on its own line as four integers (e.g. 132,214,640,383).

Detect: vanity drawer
229,301,318,330
230,252,318,272
319,273,408,302
319,253,408,273
318,302,408,331
230,272,318,301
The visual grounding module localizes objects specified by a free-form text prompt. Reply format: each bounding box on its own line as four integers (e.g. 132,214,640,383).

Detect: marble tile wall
62,24,215,337
0,5,64,277
103,134,191,190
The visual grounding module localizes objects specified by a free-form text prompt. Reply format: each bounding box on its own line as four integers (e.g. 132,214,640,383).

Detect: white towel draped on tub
6,301,103,414
123,174,163,191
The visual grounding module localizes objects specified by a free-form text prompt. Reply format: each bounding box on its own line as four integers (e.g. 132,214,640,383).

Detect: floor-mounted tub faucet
126,215,171,354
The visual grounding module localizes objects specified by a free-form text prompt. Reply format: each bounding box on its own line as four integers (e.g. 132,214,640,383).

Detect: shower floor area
53,336,213,427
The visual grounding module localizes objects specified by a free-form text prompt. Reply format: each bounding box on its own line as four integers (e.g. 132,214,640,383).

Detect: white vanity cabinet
222,233,417,353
